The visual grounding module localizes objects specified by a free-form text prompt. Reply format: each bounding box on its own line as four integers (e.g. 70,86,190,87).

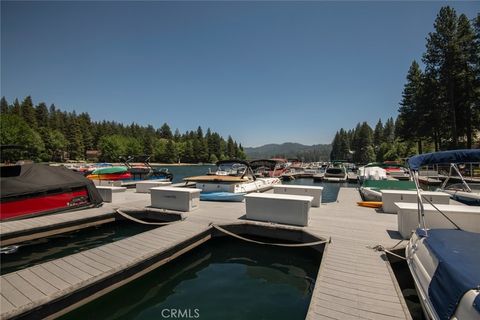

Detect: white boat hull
359,187,382,201
406,231,480,320
195,177,281,194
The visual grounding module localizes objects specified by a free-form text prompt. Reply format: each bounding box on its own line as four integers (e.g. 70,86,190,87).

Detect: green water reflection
61,236,321,320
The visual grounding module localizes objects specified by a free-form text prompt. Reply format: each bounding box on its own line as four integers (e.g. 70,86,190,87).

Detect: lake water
60,236,322,320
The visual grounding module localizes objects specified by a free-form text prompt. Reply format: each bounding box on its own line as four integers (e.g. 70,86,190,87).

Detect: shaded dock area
1,188,411,320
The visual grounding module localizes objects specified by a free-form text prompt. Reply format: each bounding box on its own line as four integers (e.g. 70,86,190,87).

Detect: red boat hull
0,188,91,221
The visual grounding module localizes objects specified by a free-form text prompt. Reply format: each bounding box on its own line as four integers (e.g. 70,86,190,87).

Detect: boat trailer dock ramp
1,188,411,320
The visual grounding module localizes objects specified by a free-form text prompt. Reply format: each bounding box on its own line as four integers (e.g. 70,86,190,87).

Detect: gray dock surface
1,187,411,319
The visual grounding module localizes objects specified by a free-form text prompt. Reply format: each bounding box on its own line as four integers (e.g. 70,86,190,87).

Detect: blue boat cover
408,149,480,171
418,229,480,319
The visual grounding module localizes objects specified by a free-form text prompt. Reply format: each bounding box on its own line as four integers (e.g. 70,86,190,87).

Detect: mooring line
210,223,330,247
115,209,176,226
368,243,407,260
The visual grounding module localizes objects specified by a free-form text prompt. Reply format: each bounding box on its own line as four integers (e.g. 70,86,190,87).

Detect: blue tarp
417,229,480,319
407,149,480,171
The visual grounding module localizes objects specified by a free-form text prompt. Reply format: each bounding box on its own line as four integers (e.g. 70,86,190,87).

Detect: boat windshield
216,163,247,176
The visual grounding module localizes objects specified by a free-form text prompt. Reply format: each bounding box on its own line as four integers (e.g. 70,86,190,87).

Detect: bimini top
216,159,251,167
407,149,480,171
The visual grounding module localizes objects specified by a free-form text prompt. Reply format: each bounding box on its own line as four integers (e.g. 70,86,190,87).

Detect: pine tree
0,97,9,114
159,123,173,139
20,96,37,129
397,61,425,153
35,102,49,128
11,99,21,116
373,119,384,148
423,6,461,148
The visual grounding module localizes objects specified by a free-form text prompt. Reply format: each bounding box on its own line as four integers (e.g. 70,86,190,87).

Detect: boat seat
244,193,313,226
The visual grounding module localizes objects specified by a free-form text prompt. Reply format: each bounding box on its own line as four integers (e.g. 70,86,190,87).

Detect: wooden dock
1,188,411,320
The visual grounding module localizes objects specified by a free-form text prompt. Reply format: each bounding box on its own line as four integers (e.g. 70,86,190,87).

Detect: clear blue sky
1,1,478,147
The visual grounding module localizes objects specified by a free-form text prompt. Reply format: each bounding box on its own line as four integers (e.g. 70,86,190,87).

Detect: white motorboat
184,160,281,201
438,162,480,206
324,162,347,182
405,149,480,320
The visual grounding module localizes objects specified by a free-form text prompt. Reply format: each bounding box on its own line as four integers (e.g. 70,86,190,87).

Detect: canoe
91,166,128,175
357,201,383,208
200,192,246,202
86,172,132,181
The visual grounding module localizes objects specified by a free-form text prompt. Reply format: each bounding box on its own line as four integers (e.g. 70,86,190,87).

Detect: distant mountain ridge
244,142,331,161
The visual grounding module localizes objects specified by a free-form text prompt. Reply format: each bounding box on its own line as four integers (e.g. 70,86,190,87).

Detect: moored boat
86,166,132,181
0,163,103,221
323,162,347,182
438,159,480,206
250,159,288,178
359,179,417,201
184,160,281,201
405,149,480,320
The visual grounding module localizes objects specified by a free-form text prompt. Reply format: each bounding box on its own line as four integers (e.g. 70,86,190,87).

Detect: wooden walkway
1,187,411,320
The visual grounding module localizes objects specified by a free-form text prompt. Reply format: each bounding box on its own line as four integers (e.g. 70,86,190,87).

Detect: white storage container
382,190,450,214
150,187,201,212
395,202,480,238
273,185,323,207
95,186,127,203
136,180,172,193
244,193,313,226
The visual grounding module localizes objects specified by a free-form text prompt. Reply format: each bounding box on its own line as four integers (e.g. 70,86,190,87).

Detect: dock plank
0,278,31,307
30,266,71,291
0,294,16,315
2,274,45,302
62,256,103,277
16,269,58,296
42,262,83,285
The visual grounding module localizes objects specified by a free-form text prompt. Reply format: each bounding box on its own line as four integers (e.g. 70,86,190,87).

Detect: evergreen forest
331,7,480,163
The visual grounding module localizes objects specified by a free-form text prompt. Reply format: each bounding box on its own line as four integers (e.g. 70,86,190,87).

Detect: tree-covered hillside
244,142,331,161
0,96,246,163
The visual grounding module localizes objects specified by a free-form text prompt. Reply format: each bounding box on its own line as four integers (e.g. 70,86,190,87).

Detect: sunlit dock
1,188,411,319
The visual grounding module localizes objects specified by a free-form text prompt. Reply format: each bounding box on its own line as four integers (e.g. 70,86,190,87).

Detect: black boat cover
0,164,103,205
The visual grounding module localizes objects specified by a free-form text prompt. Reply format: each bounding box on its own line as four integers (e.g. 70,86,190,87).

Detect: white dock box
244,193,313,227
395,202,480,238
382,190,450,214
95,186,127,203
150,187,201,212
136,180,172,193
273,185,323,207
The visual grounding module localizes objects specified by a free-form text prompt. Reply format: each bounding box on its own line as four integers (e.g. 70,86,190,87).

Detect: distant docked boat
250,159,288,178
324,162,347,182
0,164,103,221
184,160,281,201
359,179,417,201
86,166,132,181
